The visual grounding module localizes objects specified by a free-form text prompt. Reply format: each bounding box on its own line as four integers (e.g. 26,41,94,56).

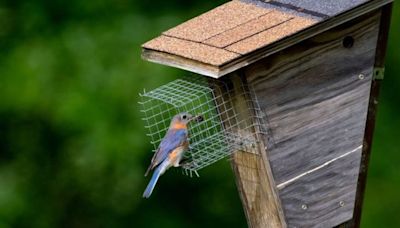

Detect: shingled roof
142,0,391,78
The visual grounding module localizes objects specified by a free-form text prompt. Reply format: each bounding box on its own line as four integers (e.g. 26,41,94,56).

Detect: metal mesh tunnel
139,75,267,176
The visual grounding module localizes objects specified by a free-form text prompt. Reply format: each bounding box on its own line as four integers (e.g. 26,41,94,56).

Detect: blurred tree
0,0,247,227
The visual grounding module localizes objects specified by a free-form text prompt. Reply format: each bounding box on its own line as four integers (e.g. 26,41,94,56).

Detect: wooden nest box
141,0,393,227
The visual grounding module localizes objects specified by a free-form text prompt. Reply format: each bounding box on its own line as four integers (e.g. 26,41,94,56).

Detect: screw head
358,74,365,80
301,204,308,210
339,201,345,207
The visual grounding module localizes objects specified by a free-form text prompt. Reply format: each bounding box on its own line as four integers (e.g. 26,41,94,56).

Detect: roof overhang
141,0,393,78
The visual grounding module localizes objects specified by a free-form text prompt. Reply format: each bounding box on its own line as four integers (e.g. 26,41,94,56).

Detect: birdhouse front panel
244,9,381,227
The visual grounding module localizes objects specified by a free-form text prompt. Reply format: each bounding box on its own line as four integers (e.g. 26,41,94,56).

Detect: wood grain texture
339,4,393,228
231,151,285,228
217,74,286,228
279,150,362,227
244,10,381,227
142,49,221,78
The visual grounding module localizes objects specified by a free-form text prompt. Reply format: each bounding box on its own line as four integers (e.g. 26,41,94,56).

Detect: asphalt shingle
142,35,240,66
163,1,271,42
203,10,293,48
225,16,317,55
142,0,375,76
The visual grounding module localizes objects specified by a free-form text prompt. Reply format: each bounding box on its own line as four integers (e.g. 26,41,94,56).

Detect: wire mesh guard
139,76,267,176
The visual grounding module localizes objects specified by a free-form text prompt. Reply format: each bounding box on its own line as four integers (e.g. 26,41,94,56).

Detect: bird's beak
188,115,195,121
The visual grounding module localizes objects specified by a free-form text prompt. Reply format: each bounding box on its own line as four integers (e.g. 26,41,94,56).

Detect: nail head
339,201,345,207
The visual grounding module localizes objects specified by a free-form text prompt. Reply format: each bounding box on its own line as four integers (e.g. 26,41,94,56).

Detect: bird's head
170,112,194,128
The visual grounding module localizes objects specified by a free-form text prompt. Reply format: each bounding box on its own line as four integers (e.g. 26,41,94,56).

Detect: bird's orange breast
171,122,187,129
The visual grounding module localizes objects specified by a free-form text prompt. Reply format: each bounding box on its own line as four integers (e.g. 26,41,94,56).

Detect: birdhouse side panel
244,10,381,227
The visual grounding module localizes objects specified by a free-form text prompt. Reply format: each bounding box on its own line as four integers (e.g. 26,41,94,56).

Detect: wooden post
214,73,286,228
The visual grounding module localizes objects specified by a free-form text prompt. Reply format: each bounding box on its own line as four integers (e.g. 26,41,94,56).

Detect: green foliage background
0,1,398,227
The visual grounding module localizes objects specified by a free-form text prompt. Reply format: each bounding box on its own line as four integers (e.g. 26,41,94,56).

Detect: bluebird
143,112,196,198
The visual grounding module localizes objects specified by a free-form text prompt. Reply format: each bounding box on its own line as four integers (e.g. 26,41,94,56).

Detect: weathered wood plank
142,49,221,78
216,74,286,228
339,3,393,228
231,151,285,228
245,9,381,227
279,149,362,227
246,10,380,184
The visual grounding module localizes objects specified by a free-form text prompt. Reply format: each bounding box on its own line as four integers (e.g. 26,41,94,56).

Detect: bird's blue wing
147,129,188,172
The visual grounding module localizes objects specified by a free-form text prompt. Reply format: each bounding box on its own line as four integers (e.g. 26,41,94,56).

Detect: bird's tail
143,166,161,198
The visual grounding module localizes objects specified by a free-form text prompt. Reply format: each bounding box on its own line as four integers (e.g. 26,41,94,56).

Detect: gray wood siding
279,151,361,227
245,10,381,227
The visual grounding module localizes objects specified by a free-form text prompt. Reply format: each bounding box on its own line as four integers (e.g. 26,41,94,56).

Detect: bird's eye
182,114,187,119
